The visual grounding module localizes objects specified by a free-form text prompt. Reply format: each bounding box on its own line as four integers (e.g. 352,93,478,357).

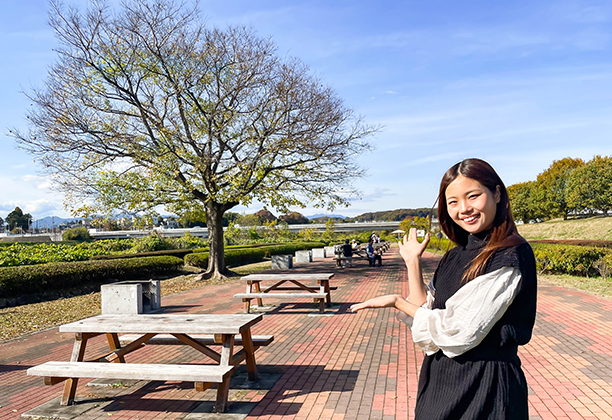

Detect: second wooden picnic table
235,273,335,313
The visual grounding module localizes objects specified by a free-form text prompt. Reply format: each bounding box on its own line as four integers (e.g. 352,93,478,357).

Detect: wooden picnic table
235,273,335,313
27,313,264,413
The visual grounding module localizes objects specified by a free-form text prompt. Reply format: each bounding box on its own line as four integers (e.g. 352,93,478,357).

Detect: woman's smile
446,176,500,234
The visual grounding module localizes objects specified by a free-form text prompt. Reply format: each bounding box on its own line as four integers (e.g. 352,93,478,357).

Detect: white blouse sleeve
394,285,435,326
409,266,522,358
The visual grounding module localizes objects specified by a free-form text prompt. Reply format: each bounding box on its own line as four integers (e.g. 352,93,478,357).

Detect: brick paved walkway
1,247,612,419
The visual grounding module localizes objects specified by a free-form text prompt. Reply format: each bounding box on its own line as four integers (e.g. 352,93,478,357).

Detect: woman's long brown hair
438,158,524,282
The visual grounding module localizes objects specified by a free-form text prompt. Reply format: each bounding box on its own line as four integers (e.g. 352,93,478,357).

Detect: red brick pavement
1,248,612,419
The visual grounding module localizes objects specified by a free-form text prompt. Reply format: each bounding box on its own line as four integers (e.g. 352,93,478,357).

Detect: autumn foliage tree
11,0,376,278
507,156,612,222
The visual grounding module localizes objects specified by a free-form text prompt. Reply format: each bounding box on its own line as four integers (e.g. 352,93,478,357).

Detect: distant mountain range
306,213,347,220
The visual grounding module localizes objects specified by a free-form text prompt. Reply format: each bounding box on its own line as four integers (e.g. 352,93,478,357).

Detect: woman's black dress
414,233,537,420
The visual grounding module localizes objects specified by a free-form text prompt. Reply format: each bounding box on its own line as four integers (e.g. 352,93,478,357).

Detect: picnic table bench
234,273,335,313
27,313,266,413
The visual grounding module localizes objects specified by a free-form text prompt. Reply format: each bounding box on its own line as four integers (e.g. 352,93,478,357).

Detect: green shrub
91,239,134,253
530,242,610,277
225,248,267,266
427,236,454,253
184,251,209,268
594,253,612,280
91,249,194,260
356,232,373,243
531,239,612,249
168,233,207,249
184,241,326,268
62,227,93,242
0,256,183,298
0,242,99,267
131,233,170,252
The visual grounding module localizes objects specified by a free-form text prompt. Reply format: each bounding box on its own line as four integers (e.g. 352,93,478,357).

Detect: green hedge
0,256,183,298
185,242,327,268
0,240,78,247
530,239,612,249
91,249,194,260
191,242,287,254
530,242,610,277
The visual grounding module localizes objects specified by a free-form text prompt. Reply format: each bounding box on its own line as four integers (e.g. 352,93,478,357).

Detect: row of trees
354,208,432,222
169,209,311,228
508,156,612,223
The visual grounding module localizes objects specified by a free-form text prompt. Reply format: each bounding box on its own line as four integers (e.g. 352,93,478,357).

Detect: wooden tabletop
240,273,334,281
59,314,262,335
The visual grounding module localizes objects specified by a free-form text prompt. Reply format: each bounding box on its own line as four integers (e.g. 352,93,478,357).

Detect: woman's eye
469,194,480,200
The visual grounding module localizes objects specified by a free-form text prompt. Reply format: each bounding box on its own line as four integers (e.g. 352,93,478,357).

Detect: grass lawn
0,261,271,343
518,216,612,240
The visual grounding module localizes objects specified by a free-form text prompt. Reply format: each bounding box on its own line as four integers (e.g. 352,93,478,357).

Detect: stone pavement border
1,247,612,419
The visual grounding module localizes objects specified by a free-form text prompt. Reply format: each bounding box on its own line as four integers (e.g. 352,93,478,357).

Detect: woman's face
445,175,500,235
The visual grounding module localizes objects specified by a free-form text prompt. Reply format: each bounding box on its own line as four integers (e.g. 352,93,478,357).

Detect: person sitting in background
351,239,359,250
342,239,353,268
366,239,382,267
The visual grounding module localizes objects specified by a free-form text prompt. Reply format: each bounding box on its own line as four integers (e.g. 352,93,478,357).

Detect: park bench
28,361,234,386
27,362,235,411
336,255,354,267
235,273,334,313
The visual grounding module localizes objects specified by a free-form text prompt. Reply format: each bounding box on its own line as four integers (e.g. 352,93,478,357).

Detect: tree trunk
205,202,226,279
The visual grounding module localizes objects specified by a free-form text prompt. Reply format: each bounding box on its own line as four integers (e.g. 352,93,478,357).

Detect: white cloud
23,199,59,215
20,174,54,190
0,199,64,218
22,174,41,182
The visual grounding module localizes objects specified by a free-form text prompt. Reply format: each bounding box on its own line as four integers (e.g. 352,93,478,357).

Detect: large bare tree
12,0,377,278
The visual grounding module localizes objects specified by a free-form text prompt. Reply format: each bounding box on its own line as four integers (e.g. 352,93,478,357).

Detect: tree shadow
98,365,358,416
0,364,32,373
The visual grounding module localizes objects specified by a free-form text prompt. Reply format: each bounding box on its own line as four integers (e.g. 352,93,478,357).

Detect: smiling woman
444,176,499,235
351,158,537,420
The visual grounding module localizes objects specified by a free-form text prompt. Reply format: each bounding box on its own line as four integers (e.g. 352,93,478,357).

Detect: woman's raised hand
398,228,430,263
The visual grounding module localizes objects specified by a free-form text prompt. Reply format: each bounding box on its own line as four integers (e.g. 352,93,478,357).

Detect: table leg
214,334,235,413
240,329,258,381
219,334,235,366
253,281,263,307
61,333,91,406
105,333,126,363
244,281,253,313
322,280,332,307
214,380,230,413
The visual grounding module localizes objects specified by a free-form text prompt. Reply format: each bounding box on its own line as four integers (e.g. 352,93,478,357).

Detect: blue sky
1,0,611,219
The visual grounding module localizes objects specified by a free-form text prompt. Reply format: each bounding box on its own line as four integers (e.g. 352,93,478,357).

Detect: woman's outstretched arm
350,294,420,317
